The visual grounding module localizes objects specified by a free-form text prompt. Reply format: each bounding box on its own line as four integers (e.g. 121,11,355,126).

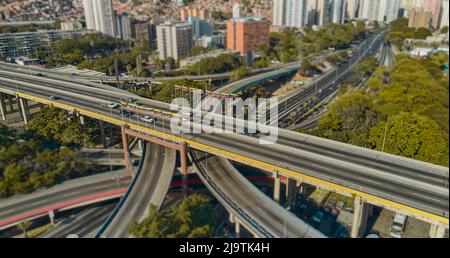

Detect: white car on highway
102,102,120,109
140,116,154,123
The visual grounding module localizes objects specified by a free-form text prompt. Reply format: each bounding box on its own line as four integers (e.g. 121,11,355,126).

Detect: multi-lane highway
40,201,118,238
190,151,325,237
0,170,131,230
184,30,391,238
0,60,286,84
99,142,176,238
0,29,448,230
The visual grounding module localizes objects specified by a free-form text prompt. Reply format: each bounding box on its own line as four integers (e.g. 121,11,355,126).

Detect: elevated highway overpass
0,170,131,231
0,27,447,237
0,67,447,233
97,142,177,238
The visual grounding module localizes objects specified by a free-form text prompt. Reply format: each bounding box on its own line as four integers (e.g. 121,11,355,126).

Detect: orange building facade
179,6,210,21
226,17,270,55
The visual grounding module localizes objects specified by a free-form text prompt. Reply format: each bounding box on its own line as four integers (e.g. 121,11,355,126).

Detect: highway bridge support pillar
228,213,240,238
121,125,134,177
285,178,297,208
7,95,14,112
273,172,281,203
351,196,370,238
99,120,107,148
0,93,6,120
48,210,55,225
79,115,85,125
180,142,188,197
235,219,241,238
18,97,29,125
429,224,447,238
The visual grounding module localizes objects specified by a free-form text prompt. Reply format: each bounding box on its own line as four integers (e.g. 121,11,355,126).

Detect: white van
390,213,407,238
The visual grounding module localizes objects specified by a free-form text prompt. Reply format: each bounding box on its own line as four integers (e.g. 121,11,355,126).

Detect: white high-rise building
330,0,346,24
233,3,243,19
346,0,360,19
378,0,401,23
156,21,192,60
401,0,424,9
273,0,286,26
359,0,379,21
317,0,329,25
285,0,308,27
440,0,449,29
83,0,117,38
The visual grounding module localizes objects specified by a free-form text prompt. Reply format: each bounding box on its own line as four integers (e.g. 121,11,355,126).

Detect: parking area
292,187,434,238
371,208,431,238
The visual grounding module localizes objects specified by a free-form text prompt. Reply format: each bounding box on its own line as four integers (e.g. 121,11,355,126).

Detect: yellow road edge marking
17,92,449,225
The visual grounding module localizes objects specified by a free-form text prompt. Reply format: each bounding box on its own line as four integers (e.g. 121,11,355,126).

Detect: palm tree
288,110,299,126
17,220,32,238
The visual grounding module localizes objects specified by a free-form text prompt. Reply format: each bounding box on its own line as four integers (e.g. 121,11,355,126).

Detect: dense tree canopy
368,113,448,166
385,17,433,49
0,124,91,198
304,54,449,166
27,106,95,147
129,194,216,238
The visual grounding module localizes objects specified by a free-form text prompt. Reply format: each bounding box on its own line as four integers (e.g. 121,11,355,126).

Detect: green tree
129,194,216,238
230,66,251,81
17,221,32,238
27,107,94,146
314,92,383,147
368,113,448,166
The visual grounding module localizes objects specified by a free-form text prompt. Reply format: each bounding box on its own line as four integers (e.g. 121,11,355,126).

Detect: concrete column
48,210,55,225
121,125,133,176
235,219,241,238
429,224,447,238
0,93,6,120
285,177,297,208
180,142,188,197
351,196,370,238
8,95,14,112
18,98,29,125
108,124,114,147
273,172,281,203
79,114,85,125
99,120,107,148
229,212,235,224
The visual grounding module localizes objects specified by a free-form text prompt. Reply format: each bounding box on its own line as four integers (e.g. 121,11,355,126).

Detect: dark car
121,97,137,103
241,127,259,136
120,110,133,117
49,95,60,101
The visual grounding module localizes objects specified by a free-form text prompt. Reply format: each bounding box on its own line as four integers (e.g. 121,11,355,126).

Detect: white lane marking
357,177,382,186
62,191,81,197
32,199,48,205
412,192,443,202
309,163,330,171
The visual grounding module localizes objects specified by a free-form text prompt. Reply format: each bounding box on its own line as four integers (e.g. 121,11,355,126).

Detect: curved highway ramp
190,150,325,238
98,142,176,238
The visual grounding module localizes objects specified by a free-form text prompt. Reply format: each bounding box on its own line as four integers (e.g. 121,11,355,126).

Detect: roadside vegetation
0,107,101,198
297,53,449,167
129,194,217,238
153,53,244,77
260,21,368,64
130,79,211,103
385,17,433,49
38,33,154,77
0,22,60,33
